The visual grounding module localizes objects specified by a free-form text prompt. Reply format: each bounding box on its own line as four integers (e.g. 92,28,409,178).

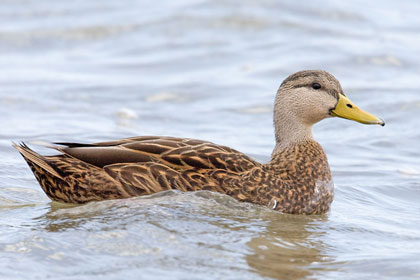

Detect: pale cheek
299,104,326,124
314,107,329,122
311,99,334,122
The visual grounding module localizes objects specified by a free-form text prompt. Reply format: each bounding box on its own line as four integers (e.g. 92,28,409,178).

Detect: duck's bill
330,93,385,126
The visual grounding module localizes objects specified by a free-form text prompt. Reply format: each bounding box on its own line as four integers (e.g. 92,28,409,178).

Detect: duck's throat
273,119,314,155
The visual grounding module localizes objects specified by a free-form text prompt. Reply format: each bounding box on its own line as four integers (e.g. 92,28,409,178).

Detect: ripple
1,0,420,279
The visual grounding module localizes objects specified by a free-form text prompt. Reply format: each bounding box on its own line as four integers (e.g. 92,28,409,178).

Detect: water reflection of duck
246,212,331,279
14,70,384,214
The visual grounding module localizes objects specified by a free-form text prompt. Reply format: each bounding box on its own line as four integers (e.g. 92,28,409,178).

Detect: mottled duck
14,70,384,214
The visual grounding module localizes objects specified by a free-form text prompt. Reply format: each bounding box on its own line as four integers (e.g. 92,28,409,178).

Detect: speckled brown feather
14,136,333,214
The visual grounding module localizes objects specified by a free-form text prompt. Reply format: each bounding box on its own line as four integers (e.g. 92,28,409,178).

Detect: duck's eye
312,83,321,90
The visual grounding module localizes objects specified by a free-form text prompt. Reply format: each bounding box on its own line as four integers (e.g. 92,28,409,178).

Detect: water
1,0,420,279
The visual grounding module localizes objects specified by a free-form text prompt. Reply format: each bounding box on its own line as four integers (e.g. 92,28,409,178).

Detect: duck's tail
13,142,69,202
13,142,129,204
13,143,63,179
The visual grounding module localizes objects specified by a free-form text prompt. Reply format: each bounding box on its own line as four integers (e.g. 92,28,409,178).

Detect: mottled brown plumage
14,70,384,214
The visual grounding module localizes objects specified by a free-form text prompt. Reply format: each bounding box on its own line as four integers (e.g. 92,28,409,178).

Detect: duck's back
14,136,260,203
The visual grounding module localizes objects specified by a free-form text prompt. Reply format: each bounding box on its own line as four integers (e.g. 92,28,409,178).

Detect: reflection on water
247,214,331,280
25,192,336,280
4,191,339,279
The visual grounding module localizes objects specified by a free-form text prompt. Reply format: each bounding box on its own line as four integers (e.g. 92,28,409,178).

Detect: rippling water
1,1,420,279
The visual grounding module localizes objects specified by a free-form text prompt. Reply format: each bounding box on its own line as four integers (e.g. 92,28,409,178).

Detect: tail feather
13,142,128,203
13,142,63,180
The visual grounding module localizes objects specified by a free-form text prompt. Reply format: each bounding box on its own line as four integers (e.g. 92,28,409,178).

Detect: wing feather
56,136,259,173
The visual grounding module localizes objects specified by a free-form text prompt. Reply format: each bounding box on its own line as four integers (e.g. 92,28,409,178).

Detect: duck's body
15,70,384,214
15,136,333,214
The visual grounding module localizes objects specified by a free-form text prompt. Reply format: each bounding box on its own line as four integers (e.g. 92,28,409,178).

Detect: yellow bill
330,93,385,126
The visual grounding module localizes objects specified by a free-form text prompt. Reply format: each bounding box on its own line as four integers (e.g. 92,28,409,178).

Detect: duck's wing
55,136,259,173
15,137,252,203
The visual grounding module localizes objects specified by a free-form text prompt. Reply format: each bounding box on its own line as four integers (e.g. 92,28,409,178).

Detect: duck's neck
272,119,314,156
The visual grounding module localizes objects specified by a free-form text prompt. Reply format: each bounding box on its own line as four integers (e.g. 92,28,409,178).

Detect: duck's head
273,70,384,147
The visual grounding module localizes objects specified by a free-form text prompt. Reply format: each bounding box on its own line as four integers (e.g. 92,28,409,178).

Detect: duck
14,70,384,214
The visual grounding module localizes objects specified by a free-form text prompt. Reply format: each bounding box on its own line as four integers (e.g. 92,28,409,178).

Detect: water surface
1,1,420,279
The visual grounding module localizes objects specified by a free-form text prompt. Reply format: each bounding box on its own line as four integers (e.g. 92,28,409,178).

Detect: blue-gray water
1,1,420,279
